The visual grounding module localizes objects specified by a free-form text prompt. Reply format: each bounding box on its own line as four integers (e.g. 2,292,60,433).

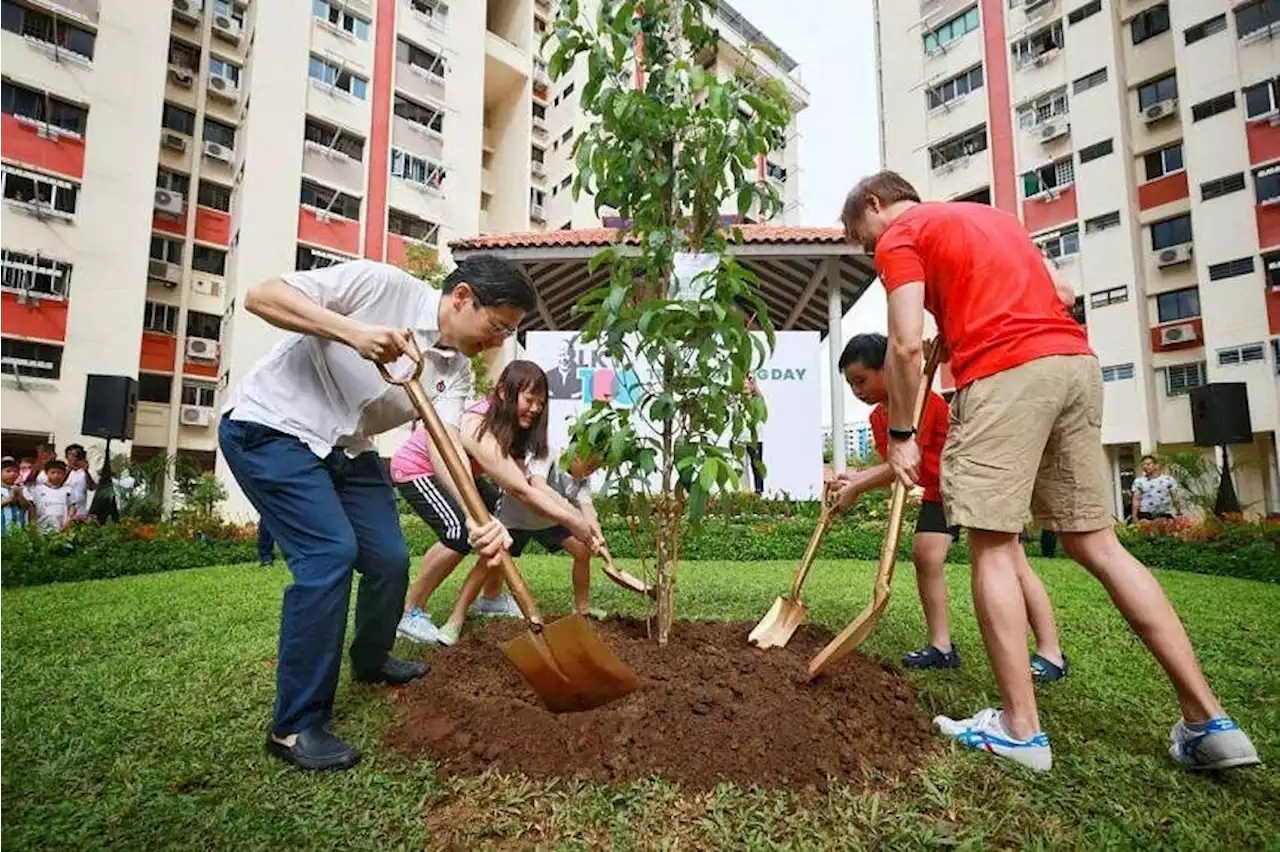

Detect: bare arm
885,282,926,433
1131,491,1141,520
244,278,409,362
841,463,896,494
1043,256,1075,307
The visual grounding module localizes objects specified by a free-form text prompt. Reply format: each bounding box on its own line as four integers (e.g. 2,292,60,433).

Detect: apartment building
874,0,1280,516
0,0,805,516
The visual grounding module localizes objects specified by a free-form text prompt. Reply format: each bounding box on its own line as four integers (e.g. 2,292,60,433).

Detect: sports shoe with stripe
934,708,1052,772
1169,717,1260,771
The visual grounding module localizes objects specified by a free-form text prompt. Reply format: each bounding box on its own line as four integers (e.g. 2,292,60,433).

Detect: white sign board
525,330,824,500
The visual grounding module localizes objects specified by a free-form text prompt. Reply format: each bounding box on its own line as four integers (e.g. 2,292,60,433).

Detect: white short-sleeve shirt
224,260,473,457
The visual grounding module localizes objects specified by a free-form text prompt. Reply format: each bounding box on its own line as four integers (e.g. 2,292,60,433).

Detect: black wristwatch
888,427,917,441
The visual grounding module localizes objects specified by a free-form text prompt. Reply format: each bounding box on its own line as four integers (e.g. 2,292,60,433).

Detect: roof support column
827,262,845,475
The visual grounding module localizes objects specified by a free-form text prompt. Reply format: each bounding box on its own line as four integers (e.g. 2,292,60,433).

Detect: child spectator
30,459,74,532
2,456,32,533
64,443,97,521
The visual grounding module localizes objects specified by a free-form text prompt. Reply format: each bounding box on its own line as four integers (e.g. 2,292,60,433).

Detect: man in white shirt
1131,455,1180,521
219,255,535,771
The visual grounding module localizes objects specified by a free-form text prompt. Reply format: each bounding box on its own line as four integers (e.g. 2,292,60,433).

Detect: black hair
66,443,86,459
1,458,17,470
1141,454,1158,464
45,459,68,472
443,255,537,312
38,442,56,454
838,333,888,371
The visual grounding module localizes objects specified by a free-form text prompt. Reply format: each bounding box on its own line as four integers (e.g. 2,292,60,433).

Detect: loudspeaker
82,375,138,440
1189,383,1252,447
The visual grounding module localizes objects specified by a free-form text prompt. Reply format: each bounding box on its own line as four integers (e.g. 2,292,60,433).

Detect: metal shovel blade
502,614,640,713
806,593,888,680
600,550,655,598
747,595,809,649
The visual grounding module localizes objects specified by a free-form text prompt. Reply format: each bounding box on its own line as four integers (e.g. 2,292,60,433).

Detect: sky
728,0,887,427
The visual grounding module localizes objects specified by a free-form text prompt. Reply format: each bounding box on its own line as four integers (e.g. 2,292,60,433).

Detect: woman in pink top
393,360,599,644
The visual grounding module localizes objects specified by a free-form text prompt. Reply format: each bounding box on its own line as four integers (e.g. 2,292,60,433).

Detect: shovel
599,544,656,598
379,337,639,713
747,483,842,648
807,340,944,680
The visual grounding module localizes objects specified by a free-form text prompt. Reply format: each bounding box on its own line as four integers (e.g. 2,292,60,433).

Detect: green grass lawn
3,556,1277,850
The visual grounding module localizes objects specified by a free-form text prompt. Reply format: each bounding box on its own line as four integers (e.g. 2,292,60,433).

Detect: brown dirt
383,618,937,790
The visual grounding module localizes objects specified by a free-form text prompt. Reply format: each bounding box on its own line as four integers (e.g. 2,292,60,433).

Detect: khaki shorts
941,355,1112,534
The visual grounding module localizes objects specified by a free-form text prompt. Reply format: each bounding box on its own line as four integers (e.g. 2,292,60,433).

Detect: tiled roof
450,225,847,251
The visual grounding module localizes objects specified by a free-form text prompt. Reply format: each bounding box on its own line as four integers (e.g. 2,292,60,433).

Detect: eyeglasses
473,297,518,338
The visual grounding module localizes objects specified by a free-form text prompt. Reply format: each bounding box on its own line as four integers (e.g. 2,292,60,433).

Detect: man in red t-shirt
838,170,1257,774
833,333,1066,678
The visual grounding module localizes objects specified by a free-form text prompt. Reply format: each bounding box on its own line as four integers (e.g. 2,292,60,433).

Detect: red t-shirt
875,202,1093,389
869,391,949,503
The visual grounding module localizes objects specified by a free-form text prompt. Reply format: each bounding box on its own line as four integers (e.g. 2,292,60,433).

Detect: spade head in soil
502,613,640,713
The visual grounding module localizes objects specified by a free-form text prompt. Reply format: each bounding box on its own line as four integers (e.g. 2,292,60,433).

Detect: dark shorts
917,499,961,542
1137,511,1174,521
510,525,572,557
397,475,501,554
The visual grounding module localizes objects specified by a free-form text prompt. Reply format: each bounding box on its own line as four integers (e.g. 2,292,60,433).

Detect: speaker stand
1214,444,1241,517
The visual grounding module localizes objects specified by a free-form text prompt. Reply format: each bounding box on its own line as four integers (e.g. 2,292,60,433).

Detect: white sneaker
471,592,522,619
435,622,462,647
934,708,1052,773
395,608,439,644
1169,717,1260,771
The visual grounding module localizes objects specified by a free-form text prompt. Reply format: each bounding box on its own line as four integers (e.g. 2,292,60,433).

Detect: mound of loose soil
383,619,937,790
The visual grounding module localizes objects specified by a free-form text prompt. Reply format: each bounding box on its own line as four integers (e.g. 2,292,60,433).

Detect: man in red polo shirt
839,170,1258,773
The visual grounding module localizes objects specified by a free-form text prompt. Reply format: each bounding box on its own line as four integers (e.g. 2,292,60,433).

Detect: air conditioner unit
172,0,202,20
161,131,189,152
1038,119,1069,142
1024,0,1055,18
530,203,545,220
180,404,213,427
154,188,185,215
148,258,181,284
1159,322,1199,346
168,66,195,87
191,277,220,297
1155,243,1193,267
208,76,240,102
213,15,243,41
185,336,220,361
203,140,233,163
1143,98,1178,124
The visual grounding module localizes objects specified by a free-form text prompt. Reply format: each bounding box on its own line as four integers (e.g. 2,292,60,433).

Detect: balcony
301,140,366,196
396,60,446,109
391,116,445,162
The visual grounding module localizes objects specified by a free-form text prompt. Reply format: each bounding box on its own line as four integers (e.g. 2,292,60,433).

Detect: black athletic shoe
266,725,360,771
352,656,430,685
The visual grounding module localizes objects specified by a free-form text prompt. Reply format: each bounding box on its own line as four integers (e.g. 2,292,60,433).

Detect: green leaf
736,184,754,217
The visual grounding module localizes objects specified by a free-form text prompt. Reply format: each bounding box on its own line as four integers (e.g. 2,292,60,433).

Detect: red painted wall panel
363,0,397,261
1021,185,1078,233
183,358,218,378
152,212,186,236
386,232,407,266
139,332,177,373
1258,203,1280,250
1267,288,1280,336
194,207,231,246
1149,318,1204,353
0,113,85,179
298,206,360,255
1137,171,1189,211
1246,120,1280,166
0,292,69,341
980,0,1016,214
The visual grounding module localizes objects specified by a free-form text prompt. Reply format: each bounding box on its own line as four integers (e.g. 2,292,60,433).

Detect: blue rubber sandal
1031,653,1070,683
902,644,961,670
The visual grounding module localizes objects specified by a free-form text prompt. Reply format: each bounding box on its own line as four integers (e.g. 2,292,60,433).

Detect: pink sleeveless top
389,398,489,483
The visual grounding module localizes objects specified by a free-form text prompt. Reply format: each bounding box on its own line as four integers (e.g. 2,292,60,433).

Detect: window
208,57,241,86
1191,92,1235,121
1072,67,1108,95
1137,73,1177,110
213,0,245,25
561,82,575,99
955,186,992,204
308,56,368,99
2,165,79,216
1,81,87,134
1067,0,1101,25
192,245,226,276
1235,0,1280,40
387,208,439,244
312,0,370,39
395,38,444,78
1218,343,1266,366
300,179,362,219
1243,77,1280,118
1016,87,1068,129
156,167,190,196
1156,287,1200,322
1035,226,1079,261
1266,251,1280,289
1201,173,1247,201
393,95,443,134
1101,363,1135,382
1,249,70,299
1143,142,1183,181
1185,14,1227,45
923,5,979,53
1079,139,1113,163
1151,214,1192,250
198,181,232,212
532,103,546,121
390,149,446,190
1256,164,1280,204
1131,4,1170,44
1,1,95,59
1021,157,1074,197
560,174,572,190
1071,295,1086,325
531,145,545,164
1089,286,1128,308
1208,257,1255,280
1012,21,1064,68
927,65,984,110
930,126,987,170
407,0,449,29
561,127,573,144
1,337,62,379
1085,210,1121,233
181,380,217,408
168,38,200,70
295,244,349,270
137,373,173,404
203,117,236,149
150,236,183,264
765,161,788,183
303,117,365,161
186,311,222,340
162,102,196,136
1165,361,1207,395
143,301,179,334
